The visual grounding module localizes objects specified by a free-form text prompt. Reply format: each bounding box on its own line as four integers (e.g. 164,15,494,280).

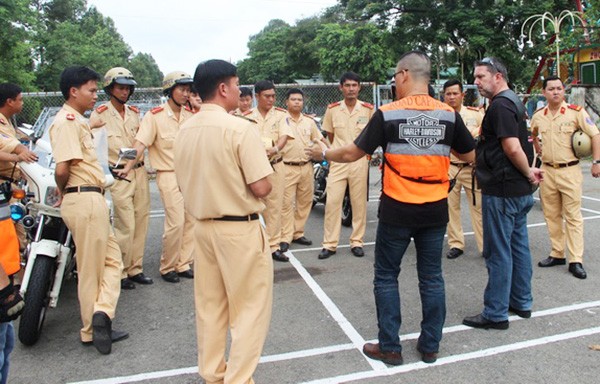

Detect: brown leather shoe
362,342,403,365
416,344,438,363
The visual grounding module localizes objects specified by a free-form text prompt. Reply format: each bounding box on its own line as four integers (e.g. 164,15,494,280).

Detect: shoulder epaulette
327,101,341,109
466,106,480,111
96,105,108,114
275,107,287,113
0,118,6,125
183,105,192,112
66,113,75,121
235,115,257,124
128,105,140,113
568,104,582,111
532,106,545,115
302,113,317,121
242,109,253,116
361,102,374,109
151,106,164,114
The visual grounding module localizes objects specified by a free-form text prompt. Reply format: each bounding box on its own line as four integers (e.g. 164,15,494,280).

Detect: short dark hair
340,71,360,85
428,84,436,98
0,83,23,108
59,66,101,100
239,86,252,97
193,60,237,101
443,79,463,92
286,88,304,99
542,75,563,89
254,80,275,94
474,57,508,82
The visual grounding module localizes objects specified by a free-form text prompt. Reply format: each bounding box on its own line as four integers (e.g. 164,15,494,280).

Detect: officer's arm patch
96,105,108,114
151,106,164,114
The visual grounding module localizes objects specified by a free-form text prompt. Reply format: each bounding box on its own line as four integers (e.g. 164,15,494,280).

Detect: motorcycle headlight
44,186,60,207
10,203,26,221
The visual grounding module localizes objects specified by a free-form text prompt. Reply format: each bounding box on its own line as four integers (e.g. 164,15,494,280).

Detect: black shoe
446,247,464,259
92,311,112,355
292,236,312,246
569,263,587,279
538,256,566,267
82,330,129,346
463,314,509,330
280,242,290,252
120,278,135,290
508,306,531,319
128,273,153,285
318,248,336,260
161,271,180,283
272,250,289,262
177,269,194,279
351,247,364,257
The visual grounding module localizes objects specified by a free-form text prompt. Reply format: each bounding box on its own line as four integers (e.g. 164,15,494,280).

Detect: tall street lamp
520,10,589,78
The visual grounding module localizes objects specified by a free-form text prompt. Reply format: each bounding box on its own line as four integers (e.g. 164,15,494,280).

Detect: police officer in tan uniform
175,59,273,384
90,67,152,290
319,72,374,260
124,71,195,283
244,80,293,262
442,79,483,259
50,66,127,355
232,86,253,116
279,88,329,252
531,76,600,279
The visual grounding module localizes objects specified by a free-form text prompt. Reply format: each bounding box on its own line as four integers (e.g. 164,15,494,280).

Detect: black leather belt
112,162,144,170
284,161,308,166
544,160,579,169
214,213,259,222
270,158,283,165
64,186,104,195
450,162,469,167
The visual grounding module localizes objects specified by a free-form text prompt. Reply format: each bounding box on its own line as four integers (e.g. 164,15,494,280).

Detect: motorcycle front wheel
19,255,56,346
341,188,352,227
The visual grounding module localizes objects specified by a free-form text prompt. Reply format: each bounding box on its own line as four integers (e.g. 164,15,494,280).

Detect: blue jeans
373,222,446,354
482,194,534,322
0,322,14,384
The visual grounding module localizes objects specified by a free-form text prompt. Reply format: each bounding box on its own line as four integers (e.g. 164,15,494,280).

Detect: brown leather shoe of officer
362,342,403,365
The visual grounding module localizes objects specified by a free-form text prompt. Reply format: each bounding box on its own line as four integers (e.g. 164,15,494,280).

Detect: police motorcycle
312,131,352,227
13,108,115,346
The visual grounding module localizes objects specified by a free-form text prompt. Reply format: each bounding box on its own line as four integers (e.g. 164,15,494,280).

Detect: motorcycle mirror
119,148,138,160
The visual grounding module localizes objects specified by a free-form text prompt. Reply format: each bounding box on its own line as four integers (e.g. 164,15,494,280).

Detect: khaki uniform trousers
61,191,122,342
111,166,150,278
540,165,584,263
156,171,194,274
263,161,285,252
323,158,368,250
193,219,273,384
447,164,483,252
281,163,313,243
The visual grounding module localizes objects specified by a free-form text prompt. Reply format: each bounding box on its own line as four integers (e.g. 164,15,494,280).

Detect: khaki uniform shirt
531,101,600,164
280,113,321,163
90,102,142,165
322,100,374,148
136,102,192,171
451,105,483,163
0,112,20,179
244,107,292,161
174,104,273,220
49,104,106,188
0,134,20,156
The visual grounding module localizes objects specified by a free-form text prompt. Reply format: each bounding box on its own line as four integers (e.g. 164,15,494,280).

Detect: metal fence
18,84,378,126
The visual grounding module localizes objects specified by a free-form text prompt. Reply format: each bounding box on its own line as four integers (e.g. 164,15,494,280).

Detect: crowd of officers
0,51,599,383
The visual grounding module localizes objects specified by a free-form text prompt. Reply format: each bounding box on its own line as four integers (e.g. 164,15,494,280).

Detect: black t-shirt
355,107,475,228
475,95,532,197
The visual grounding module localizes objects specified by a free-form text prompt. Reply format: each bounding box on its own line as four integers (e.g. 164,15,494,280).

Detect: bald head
396,51,431,83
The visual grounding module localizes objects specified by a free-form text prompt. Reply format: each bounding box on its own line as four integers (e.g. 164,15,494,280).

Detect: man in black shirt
306,51,474,365
463,57,543,330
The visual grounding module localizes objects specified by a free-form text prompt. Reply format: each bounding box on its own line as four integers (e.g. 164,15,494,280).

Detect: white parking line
582,195,600,202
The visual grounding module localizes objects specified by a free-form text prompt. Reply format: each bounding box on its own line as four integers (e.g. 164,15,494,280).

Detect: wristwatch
593,160,600,164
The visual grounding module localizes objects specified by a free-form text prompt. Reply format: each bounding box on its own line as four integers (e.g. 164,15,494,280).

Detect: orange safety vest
379,95,454,204
0,201,20,276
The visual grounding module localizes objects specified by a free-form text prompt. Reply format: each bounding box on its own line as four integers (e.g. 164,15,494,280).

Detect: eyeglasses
393,69,409,78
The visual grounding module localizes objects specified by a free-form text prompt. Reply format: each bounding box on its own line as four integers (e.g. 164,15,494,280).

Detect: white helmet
572,130,592,158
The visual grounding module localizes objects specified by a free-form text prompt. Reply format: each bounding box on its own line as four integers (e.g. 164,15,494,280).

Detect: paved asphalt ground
10,161,600,384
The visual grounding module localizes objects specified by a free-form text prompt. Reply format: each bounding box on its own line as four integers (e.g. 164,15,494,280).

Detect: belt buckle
553,163,560,169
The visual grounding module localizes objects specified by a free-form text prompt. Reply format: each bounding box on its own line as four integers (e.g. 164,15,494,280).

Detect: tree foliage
129,53,163,88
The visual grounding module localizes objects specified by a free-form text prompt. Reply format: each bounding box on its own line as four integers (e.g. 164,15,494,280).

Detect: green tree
128,53,163,88
315,23,394,82
0,0,36,89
